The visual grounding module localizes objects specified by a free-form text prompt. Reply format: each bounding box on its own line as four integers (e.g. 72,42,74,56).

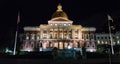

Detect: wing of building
21,4,96,52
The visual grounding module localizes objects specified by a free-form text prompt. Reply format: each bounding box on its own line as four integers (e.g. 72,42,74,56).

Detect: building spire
57,3,63,11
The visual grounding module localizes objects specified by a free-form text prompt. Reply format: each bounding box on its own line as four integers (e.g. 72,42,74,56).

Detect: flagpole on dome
107,14,114,55
13,11,20,55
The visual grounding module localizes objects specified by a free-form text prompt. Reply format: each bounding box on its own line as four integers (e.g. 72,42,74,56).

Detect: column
72,29,75,39
78,29,81,39
47,29,49,39
92,32,96,48
57,27,59,39
40,30,43,39
53,28,54,39
67,29,69,39
25,33,29,48
40,30,43,49
62,28,64,39
93,32,95,41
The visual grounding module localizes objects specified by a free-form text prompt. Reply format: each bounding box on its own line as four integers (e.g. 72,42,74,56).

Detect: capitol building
20,4,120,53
21,4,96,52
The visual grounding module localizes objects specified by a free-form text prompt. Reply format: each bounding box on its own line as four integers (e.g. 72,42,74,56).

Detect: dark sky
0,0,120,29
0,0,120,48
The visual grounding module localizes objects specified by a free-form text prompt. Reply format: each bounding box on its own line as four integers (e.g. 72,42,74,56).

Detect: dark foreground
0,55,120,64
0,51,120,64
0,58,120,64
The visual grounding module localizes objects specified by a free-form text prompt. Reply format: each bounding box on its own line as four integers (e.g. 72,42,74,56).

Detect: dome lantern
57,3,63,11
51,3,68,19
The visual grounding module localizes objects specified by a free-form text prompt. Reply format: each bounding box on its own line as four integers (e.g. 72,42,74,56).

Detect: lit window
117,41,120,44
43,43,47,49
55,24,57,26
64,24,66,26
64,42,68,48
68,24,71,26
50,24,53,26
37,36,40,40
43,34,47,39
102,41,104,44
105,41,107,44
113,42,116,45
116,36,119,39
31,36,35,40
54,42,58,48
26,36,29,40
68,45,72,49
59,42,63,49
97,40,100,44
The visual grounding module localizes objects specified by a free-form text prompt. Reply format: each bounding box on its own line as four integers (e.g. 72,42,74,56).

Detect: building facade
21,4,96,52
96,32,120,45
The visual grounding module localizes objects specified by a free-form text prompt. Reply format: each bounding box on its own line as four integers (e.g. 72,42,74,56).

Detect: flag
107,14,113,22
17,11,20,24
107,14,115,30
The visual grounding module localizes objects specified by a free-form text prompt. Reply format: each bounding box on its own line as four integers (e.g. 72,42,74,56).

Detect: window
43,31,47,39
31,41,34,48
113,42,116,45
75,31,78,39
117,40,120,44
68,24,71,26
50,24,53,26
97,40,100,44
87,42,90,47
92,42,95,47
31,34,35,40
82,34,84,39
25,41,29,48
37,36,40,40
86,34,89,39
26,33,29,40
26,36,29,40
102,41,104,44
55,24,57,26
90,34,93,39
105,37,107,39
64,24,66,26
50,34,52,38
101,37,103,39
97,37,99,39
116,36,119,39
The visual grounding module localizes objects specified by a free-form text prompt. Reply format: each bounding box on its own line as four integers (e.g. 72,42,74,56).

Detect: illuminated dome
52,3,68,19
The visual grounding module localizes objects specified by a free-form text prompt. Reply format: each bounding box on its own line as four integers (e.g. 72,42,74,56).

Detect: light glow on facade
21,4,96,52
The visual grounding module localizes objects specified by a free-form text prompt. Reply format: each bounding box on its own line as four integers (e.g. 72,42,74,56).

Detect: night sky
0,0,120,48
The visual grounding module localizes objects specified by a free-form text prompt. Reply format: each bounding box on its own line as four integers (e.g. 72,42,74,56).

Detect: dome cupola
52,3,68,19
